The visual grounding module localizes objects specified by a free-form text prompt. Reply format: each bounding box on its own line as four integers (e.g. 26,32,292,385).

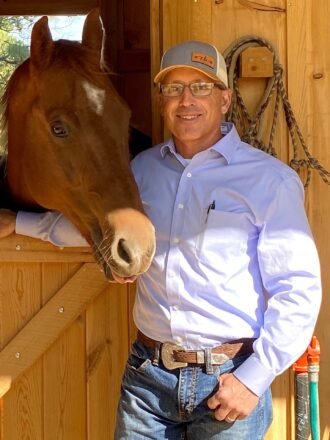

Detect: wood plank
42,263,86,440
150,0,162,145
0,234,94,262
86,283,129,439
287,1,330,438
0,250,95,263
128,283,137,346
0,263,108,398
0,0,98,15
0,234,92,253
2,367,43,440
0,263,43,440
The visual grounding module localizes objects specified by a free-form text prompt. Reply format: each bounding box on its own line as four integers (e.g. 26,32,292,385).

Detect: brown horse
1,9,155,280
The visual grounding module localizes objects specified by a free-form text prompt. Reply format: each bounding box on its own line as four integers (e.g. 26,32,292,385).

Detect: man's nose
178,86,195,105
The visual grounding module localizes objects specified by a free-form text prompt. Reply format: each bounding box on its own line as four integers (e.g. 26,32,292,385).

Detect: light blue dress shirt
16,123,321,396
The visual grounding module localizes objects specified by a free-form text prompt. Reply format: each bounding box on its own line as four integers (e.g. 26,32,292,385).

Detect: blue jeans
115,340,273,439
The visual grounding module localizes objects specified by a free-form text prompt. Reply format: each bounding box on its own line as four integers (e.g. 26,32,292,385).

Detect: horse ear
82,8,103,53
30,16,53,69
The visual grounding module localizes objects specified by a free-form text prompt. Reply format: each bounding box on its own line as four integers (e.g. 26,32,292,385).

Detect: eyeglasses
159,82,226,97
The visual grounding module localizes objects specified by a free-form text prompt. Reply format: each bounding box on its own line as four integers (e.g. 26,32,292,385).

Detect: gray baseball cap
154,40,228,87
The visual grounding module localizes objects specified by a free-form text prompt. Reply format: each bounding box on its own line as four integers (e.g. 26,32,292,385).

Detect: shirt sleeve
15,211,89,247
233,176,322,396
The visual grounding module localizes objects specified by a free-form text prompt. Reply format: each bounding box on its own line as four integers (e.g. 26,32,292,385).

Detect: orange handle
307,335,320,366
292,335,320,372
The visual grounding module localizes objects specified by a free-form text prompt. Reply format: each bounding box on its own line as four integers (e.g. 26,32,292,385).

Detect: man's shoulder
132,143,163,163
239,142,299,182
131,143,165,178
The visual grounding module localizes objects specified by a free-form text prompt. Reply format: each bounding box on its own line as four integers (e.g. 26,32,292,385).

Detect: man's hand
207,373,259,423
0,209,17,238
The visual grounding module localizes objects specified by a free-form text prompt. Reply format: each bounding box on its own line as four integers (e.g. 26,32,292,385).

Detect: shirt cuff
15,211,89,247
233,353,276,397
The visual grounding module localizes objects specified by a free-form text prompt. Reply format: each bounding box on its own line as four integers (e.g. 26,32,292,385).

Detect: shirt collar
160,122,241,164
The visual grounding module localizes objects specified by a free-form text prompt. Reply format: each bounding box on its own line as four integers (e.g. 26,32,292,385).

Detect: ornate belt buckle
161,342,188,370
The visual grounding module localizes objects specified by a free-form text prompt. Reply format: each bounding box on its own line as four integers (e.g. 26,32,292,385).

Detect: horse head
3,9,155,280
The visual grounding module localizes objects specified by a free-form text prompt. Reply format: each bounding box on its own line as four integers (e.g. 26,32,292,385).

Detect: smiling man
114,40,321,439
0,40,322,439
157,67,231,158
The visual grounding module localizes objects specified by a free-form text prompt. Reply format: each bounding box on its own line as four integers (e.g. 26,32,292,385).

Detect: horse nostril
117,238,132,264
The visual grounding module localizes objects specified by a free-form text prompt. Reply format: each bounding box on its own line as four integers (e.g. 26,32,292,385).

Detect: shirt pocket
196,210,258,264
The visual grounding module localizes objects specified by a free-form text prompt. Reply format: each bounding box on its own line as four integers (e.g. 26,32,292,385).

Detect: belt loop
152,342,161,366
204,347,214,374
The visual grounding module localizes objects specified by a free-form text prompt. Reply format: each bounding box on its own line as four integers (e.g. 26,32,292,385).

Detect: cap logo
191,52,215,69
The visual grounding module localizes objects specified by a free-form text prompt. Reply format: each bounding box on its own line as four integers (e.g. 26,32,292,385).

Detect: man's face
158,67,232,158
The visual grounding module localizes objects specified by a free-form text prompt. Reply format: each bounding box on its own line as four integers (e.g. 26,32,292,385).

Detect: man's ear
220,88,233,115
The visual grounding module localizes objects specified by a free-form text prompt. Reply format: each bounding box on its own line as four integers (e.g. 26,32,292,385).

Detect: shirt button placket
167,168,192,341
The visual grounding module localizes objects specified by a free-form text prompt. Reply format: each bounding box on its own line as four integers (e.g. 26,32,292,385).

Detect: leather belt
137,331,255,370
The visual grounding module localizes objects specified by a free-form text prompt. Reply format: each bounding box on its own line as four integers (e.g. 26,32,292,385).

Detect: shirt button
176,336,183,343
173,237,180,243
168,270,175,277
178,203,184,209
172,305,179,311
186,172,192,178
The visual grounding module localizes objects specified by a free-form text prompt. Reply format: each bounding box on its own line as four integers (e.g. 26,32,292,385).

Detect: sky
48,15,86,40
11,15,86,44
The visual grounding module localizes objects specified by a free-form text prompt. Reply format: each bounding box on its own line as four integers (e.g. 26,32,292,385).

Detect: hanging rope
223,35,330,188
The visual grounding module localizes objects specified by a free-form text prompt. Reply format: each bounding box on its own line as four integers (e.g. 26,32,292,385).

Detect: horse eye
51,121,69,138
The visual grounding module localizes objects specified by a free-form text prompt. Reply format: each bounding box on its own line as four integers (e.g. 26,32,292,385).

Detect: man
0,41,322,439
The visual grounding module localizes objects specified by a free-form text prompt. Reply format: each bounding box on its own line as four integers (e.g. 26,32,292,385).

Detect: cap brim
154,65,221,84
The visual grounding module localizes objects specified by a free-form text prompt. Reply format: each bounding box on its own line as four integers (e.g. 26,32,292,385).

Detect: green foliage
0,16,34,98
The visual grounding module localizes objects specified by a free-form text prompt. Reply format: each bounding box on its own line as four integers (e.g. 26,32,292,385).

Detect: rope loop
223,36,330,188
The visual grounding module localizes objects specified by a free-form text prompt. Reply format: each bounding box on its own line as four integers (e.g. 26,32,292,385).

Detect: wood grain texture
86,283,129,439
0,264,107,398
0,0,98,15
287,1,330,438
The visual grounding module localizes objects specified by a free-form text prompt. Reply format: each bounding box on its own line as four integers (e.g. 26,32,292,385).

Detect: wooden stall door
0,235,132,440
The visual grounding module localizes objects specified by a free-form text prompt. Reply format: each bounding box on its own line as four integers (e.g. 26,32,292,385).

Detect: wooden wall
151,1,330,439
0,0,98,15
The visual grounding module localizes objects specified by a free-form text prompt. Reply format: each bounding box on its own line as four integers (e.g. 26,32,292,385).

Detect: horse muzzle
92,207,156,281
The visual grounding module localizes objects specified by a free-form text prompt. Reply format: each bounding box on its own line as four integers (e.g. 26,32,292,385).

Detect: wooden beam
117,49,150,72
150,0,162,146
0,263,108,398
0,0,99,15
0,235,94,262
0,249,95,262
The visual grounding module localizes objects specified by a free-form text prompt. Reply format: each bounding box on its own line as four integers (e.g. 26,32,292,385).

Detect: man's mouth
177,114,201,120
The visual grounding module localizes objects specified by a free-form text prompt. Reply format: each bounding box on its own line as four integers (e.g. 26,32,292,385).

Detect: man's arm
0,209,136,284
208,176,321,421
0,209,88,247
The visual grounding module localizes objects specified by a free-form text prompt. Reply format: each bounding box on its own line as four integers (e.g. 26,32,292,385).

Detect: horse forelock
50,40,112,86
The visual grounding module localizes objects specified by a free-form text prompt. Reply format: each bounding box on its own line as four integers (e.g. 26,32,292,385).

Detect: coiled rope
223,35,330,188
